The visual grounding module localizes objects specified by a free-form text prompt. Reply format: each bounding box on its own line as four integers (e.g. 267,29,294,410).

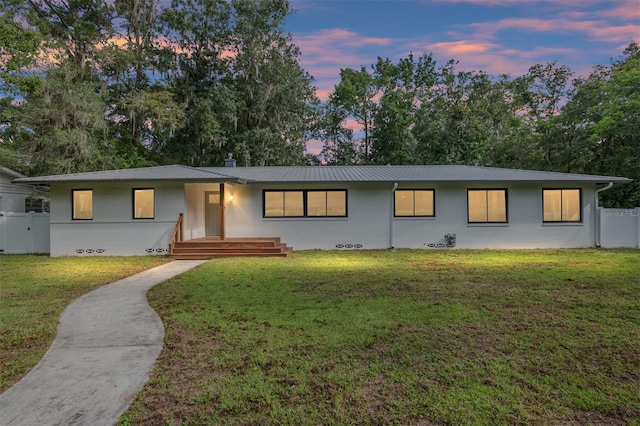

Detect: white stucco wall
48,180,599,256
49,181,184,256
224,182,598,250
225,182,391,249
184,183,221,240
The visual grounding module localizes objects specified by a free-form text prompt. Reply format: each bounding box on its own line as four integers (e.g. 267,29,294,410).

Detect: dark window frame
394,189,436,217
262,189,348,218
467,188,509,224
263,190,305,218
132,188,155,220
71,189,93,220
542,188,582,223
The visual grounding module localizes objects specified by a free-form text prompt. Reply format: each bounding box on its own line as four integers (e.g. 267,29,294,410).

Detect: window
133,188,155,219
395,190,435,217
543,189,581,222
307,190,347,217
72,189,93,220
264,191,304,217
264,190,347,217
468,189,507,223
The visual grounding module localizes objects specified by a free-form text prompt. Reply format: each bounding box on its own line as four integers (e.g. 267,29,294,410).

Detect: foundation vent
335,243,363,249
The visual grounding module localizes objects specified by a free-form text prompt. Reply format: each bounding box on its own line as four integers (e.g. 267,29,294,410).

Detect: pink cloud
313,88,330,101
306,138,323,155
469,17,639,44
436,0,532,4
295,29,397,100
343,118,362,133
421,40,581,76
300,28,392,48
293,1,637,104
427,41,497,55
598,1,640,21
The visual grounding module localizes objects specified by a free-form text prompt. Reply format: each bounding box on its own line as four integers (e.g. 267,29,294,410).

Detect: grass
0,255,168,392
121,249,640,425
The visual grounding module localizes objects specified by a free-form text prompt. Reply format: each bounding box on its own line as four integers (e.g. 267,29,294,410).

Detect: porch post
220,184,226,240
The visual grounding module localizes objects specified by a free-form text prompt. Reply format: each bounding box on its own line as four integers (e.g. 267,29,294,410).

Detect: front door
205,191,221,236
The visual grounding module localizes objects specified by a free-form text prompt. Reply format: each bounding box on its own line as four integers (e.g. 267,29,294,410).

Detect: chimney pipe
224,153,236,167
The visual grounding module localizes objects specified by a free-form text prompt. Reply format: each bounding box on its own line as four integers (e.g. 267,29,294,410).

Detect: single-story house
0,167,48,213
14,162,631,257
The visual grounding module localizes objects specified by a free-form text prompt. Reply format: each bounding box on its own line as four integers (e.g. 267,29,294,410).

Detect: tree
330,66,378,162
6,62,118,175
414,61,500,165
587,43,640,207
159,0,234,166
0,7,44,170
0,0,122,174
100,0,182,159
371,53,437,164
512,62,573,170
0,8,43,94
317,101,356,165
5,0,115,81
228,0,316,166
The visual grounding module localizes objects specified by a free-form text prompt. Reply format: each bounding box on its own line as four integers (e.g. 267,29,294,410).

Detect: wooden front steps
170,237,292,260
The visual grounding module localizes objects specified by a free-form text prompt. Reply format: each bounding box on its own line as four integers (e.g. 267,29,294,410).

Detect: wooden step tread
170,238,291,259
171,251,291,260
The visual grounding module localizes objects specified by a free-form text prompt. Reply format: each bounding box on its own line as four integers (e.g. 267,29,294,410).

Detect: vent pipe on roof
224,153,236,167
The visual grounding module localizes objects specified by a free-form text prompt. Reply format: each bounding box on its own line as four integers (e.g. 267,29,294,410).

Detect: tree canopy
0,0,637,206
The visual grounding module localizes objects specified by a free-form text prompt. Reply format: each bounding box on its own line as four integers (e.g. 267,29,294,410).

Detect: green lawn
121,249,640,425
0,255,168,392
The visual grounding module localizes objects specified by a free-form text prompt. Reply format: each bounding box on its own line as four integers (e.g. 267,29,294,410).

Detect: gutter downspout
595,182,614,247
390,183,398,249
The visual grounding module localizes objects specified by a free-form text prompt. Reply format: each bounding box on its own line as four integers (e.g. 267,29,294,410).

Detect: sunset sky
285,0,639,100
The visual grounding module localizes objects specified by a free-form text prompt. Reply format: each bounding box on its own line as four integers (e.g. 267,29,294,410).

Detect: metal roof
202,165,632,184
1,167,26,179
13,165,241,184
14,164,631,185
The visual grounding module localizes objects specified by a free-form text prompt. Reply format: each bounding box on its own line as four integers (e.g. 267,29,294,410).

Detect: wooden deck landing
170,237,291,260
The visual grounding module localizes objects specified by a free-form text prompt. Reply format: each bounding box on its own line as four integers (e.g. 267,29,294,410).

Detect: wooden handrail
169,213,184,255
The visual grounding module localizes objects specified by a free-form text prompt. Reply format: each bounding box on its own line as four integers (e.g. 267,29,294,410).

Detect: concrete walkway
0,260,207,426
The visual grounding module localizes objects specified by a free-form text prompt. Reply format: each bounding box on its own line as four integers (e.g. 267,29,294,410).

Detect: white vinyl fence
0,212,50,254
599,207,640,249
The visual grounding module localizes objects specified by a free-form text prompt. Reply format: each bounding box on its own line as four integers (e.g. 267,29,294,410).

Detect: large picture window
264,190,347,218
467,189,507,223
72,189,93,220
543,189,581,222
395,189,435,217
133,188,155,219
264,191,304,217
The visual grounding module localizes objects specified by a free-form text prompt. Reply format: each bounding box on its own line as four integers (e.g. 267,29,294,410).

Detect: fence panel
0,212,50,254
599,208,640,248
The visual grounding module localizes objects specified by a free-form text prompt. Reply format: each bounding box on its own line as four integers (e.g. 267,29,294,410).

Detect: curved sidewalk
0,260,207,426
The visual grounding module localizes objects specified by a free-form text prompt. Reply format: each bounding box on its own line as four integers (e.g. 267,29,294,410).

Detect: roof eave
13,177,247,184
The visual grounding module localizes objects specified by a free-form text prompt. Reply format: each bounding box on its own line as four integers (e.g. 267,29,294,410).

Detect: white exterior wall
393,183,596,249
184,183,221,239
225,182,392,249
225,182,598,250
49,181,184,256
46,180,601,256
0,172,37,213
